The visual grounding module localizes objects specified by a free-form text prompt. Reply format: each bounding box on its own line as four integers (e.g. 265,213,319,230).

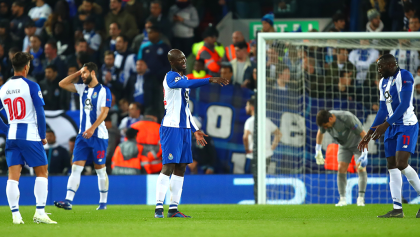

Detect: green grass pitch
0,204,419,237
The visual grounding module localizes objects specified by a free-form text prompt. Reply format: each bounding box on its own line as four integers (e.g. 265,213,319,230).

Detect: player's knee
161,164,174,176
173,164,187,176
337,163,348,173
396,162,408,171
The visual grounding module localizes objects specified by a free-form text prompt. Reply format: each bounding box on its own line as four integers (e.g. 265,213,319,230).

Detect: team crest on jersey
84,98,93,110
92,92,98,99
53,150,59,157
175,77,181,82
168,153,173,160
157,48,164,55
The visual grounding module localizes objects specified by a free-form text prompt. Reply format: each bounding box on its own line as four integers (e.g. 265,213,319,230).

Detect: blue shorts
384,124,418,157
6,139,47,167
73,134,108,165
160,127,193,165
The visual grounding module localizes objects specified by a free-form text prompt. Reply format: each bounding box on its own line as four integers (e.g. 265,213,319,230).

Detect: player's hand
371,122,390,140
358,129,374,151
314,151,324,165
42,138,48,145
194,130,208,146
83,128,94,139
209,77,230,86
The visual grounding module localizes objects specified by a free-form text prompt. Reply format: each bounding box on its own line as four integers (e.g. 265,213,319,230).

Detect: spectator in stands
66,38,88,66
130,18,171,55
231,41,255,87
390,39,420,75
83,16,101,55
111,128,142,175
148,0,172,41
118,98,130,123
76,51,90,69
220,65,233,84
29,35,45,80
334,70,361,102
40,65,62,110
404,2,416,31
223,31,250,62
126,59,147,104
119,102,143,142
123,0,147,34
51,21,73,57
196,25,222,76
104,22,121,52
2,47,18,80
409,15,420,32
276,67,291,90
44,128,71,175
332,13,346,32
114,35,136,88
348,40,379,86
366,9,383,32
186,59,212,79
190,117,217,174
0,1,11,20
168,0,199,57
249,40,256,64
99,51,123,99
325,48,356,84
261,13,275,32
44,40,67,79
74,0,103,32
105,114,120,174
137,26,171,81
10,0,31,45
23,20,37,53
283,46,303,81
417,66,420,77
28,0,52,35
105,0,138,40
0,20,16,53
60,65,80,111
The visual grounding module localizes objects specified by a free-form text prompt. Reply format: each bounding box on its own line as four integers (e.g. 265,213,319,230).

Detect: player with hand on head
154,49,229,218
54,62,112,211
0,52,56,224
315,110,368,207
358,54,420,218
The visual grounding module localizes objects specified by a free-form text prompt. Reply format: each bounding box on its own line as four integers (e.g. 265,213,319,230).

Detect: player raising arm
154,49,229,218
315,110,368,207
358,54,420,218
0,52,56,224
54,62,111,211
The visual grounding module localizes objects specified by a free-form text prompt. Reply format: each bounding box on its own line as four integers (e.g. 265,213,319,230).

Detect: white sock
96,167,108,203
401,165,420,195
65,165,84,202
6,180,21,217
169,175,184,210
156,173,170,209
389,168,403,209
34,177,48,215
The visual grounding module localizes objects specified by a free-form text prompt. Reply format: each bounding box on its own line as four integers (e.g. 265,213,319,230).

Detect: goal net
256,32,420,205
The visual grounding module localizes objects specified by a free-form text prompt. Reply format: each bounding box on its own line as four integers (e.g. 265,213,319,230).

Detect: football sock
389,168,402,209
96,167,108,203
169,175,184,210
337,173,347,198
65,165,84,202
401,165,420,195
156,173,170,209
6,180,20,217
34,177,48,215
358,170,367,198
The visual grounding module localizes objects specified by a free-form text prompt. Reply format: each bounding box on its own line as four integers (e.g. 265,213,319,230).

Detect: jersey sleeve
400,70,414,92
99,87,112,108
74,84,86,95
166,72,209,89
29,82,45,107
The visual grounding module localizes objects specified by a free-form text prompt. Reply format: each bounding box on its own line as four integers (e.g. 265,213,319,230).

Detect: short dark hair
110,22,121,29
45,64,58,72
9,47,20,55
46,128,55,134
69,136,76,142
332,13,346,22
196,59,205,65
83,0,95,3
46,40,57,50
410,14,420,21
417,65,420,71
104,50,114,57
30,34,41,42
12,0,25,7
117,34,129,43
339,70,352,78
12,52,33,72
221,65,233,73
247,96,255,107
75,38,87,46
316,110,332,127
149,25,161,33
126,128,138,140
404,2,415,13
83,62,98,73
234,41,248,50
378,54,396,63
130,102,142,111
68,64,78,70
151,0,162,7
77,51,90,65
145,107,159,117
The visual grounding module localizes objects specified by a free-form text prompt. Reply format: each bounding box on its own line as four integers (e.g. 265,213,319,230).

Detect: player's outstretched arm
209,77,230,86
59,70,81,93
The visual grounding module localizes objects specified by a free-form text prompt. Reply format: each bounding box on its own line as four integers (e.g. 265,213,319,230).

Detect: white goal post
257,32,420,205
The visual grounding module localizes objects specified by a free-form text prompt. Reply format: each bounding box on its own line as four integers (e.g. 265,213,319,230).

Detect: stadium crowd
0,0,419,176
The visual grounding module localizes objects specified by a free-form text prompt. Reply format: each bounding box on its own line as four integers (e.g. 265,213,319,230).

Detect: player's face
172,53,187,71
81,67,93,85
377,59,394,78
136,60,147,74
245,102,254,115
76,42,88,53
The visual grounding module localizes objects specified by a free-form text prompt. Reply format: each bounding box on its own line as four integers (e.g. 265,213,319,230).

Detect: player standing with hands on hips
54,62,111,211
154,49,229,218
0,52,56,224
358,54,420,218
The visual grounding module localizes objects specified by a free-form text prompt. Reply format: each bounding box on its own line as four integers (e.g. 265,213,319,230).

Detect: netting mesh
262,36,420,204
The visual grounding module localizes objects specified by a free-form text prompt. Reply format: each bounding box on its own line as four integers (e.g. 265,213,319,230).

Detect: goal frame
256,32,420,204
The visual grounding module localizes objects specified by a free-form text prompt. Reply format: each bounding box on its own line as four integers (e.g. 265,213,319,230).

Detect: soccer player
154,49,229,218
54,62,111,211
359,54,420,218
315,110,368,207
0,52,56,224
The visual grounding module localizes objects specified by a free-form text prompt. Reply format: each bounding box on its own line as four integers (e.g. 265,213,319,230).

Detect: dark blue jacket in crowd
137,40,171,81
45,144,71,175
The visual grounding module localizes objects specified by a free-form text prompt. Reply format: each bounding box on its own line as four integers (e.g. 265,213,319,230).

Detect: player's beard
84,75,92,85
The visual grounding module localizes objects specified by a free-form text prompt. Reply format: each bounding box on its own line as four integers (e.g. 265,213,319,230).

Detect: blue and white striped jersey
74,83,111,139
162,71,209,131
379,69,417,126
0,76,45,141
